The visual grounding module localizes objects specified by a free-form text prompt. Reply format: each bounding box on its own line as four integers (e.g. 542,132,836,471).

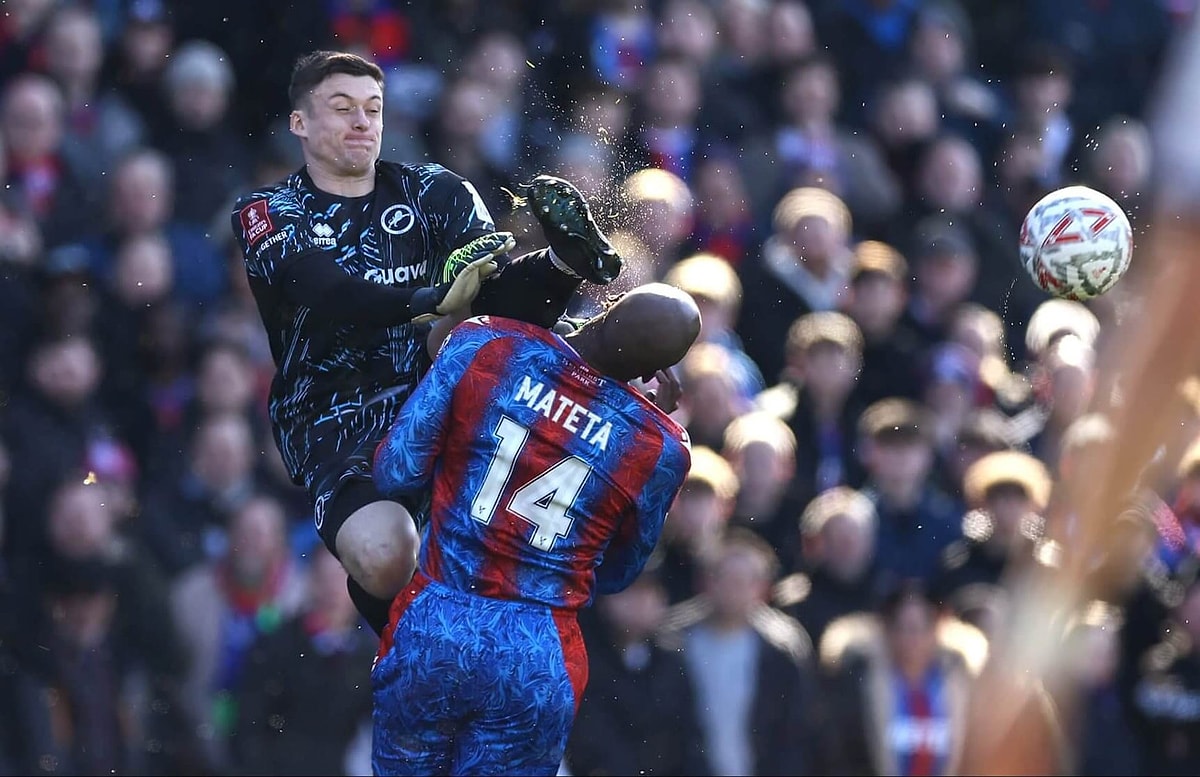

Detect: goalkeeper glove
410,232,515,324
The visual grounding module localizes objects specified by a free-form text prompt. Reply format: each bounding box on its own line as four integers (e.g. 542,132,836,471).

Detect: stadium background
0,0,1197,774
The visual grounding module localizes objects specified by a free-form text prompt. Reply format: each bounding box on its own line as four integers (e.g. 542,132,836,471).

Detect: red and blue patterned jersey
374,316,691,610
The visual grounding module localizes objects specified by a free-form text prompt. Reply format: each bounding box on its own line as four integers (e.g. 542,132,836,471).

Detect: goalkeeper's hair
289,51,385,109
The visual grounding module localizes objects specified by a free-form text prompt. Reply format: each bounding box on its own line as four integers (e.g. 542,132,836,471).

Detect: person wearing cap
664,252,765,401
934,450,1052,601
841,240,924,407
858,398,964,585
767,312,868,515
738,186,855,385
897,218,979,352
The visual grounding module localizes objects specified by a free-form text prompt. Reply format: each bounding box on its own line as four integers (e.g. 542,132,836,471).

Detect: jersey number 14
471,416,591,552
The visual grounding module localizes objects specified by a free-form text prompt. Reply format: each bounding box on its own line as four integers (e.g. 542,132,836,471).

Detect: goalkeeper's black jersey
230,161,494,482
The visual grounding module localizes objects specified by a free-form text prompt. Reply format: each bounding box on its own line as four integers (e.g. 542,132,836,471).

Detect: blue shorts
371,573,589,776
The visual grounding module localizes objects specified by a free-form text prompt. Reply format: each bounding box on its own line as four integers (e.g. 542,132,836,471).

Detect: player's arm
373,319,501,496
278,245,502,326
230,191,500,327
594,435,691,594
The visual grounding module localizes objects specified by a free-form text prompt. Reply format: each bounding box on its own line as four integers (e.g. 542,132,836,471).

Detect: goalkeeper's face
291,73,383,176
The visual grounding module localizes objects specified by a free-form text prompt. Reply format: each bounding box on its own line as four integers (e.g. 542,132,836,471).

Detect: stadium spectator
662,529,817,776
657,446,739,605
722,411,803,564
568,564,709,775
233,544,376,776
776,486,885,646
858,398,963,586
818,580,989,776
171,494,307,771
738,186,855,384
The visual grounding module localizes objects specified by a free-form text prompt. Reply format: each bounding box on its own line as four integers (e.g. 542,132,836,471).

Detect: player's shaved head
570,283,701,381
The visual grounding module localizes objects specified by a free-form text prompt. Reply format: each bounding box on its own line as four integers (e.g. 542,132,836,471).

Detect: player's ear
289,110,307,139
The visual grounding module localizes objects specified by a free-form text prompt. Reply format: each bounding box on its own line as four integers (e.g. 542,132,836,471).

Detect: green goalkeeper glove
411,232,515,324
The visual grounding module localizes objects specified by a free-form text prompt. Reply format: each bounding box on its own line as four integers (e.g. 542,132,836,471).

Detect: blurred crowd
0,0,1197,774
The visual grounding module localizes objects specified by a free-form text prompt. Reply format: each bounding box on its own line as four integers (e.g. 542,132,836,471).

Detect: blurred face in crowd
983,483,1036,547
925,374,974,445
766,1,816,64
228,496,287,585
121,18,173,78
599,573,668,642
866,438,933,497
1092,121,1152,197
659,0,719,66
45,8,104,88
802,342,859,404
462,30,526,97
642,60,702,128
114,234,173,305
1,76,64,162
112,153,172,233
918,138,983,212
730,440,793,516
1017,72,1071,120
191,415,254,492
872,79,938,148
291,72,383,178
949,311,1000,362
197,344,256,416
719,0,769,62
817,513,876,583
782,61,838,127
846,273,906,340
694,158,750,229
915,250,976,315
786,214,843,275
48,481,115,560
574,88,632,141
438,79,495,145
632,195,693,255
705,546,770,626
911,19,966,83
665,482,729,546
885,595,940,679
170,74,230,131
683,371,741,446
30,338,101,409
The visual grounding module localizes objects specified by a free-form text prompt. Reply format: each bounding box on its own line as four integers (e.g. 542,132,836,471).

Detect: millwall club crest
381,204,416,235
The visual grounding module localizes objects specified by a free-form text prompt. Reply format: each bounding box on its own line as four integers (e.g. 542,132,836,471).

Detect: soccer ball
1019,185,1133,301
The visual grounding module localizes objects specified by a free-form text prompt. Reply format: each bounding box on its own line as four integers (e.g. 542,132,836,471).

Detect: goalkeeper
230,51,622,635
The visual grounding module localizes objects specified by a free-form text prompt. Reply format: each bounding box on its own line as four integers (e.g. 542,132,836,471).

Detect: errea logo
312,222,336,247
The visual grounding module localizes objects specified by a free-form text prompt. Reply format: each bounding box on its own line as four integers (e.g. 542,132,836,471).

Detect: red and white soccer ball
1019,185,1133,301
